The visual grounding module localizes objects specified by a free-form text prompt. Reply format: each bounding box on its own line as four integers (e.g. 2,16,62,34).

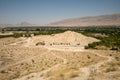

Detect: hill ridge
49,14,120,27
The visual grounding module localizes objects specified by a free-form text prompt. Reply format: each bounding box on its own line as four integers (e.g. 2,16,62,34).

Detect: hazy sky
0,0,120,25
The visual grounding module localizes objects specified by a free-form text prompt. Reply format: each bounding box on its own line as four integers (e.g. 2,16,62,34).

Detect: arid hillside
49,14,120,27
0,31,120,80
28,31,99,48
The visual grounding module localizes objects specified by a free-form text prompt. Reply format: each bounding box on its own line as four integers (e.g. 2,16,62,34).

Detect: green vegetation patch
83,27,120,50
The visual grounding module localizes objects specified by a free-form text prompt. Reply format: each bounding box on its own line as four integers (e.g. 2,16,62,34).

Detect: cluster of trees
84,27,120,50
0,35,13,38
85,42,100,49
34,30,66,35
0,33,23,38
0,30,66,38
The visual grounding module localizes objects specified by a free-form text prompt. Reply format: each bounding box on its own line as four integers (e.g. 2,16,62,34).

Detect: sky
0,0,120,25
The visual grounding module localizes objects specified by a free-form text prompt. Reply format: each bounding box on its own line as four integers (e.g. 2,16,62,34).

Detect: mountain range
49,14,120,27
1,14,120,27
0,22,36,27
17,22,36,27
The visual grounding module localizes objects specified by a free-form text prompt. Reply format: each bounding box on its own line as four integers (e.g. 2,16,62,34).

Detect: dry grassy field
0,31,120,80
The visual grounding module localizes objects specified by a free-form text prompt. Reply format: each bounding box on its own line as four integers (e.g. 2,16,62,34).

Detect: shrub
85,42,99,49
70,73,79,78
0,70,6,73
110,47,118,50
106,67,116,72
85,46,89,49
87,55,91,59
32,59,34,63
0,35,13,38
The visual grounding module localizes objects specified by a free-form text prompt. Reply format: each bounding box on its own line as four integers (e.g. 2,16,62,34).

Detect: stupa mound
32,31,99,48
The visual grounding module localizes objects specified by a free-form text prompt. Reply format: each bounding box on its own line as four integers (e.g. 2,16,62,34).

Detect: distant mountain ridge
1,14,120,27
49,14,120,27
0,22,36,27
17,22,36,26
0,24,15,27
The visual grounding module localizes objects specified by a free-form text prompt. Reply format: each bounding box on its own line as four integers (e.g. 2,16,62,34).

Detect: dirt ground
0,31,120,80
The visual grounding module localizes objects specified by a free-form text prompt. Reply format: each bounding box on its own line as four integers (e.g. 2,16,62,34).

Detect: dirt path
45,46,85,52
9,37,31,46
24,37,32,47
